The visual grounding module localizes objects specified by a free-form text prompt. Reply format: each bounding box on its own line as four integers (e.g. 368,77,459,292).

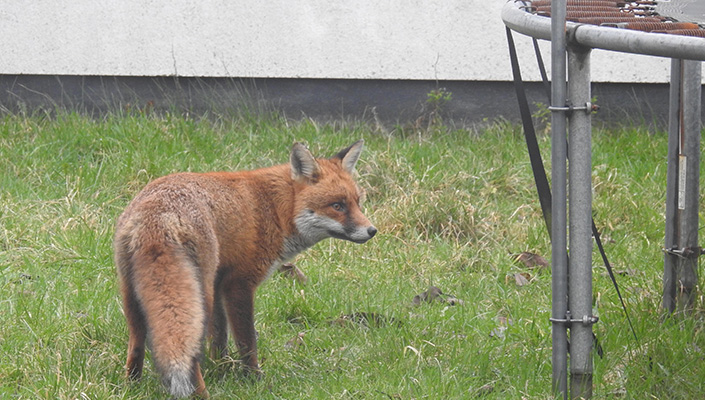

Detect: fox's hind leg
209,283,229,360
222,277,260,374
116,236,147,380
121,282,147,380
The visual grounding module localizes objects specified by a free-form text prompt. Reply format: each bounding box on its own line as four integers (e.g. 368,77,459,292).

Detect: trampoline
502,1,704,398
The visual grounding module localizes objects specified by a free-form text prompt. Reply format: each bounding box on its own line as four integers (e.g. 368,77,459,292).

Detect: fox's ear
291,142,321,182
333,140,364,174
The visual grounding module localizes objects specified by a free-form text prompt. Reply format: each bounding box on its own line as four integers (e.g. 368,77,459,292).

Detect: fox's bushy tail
130,245,206,398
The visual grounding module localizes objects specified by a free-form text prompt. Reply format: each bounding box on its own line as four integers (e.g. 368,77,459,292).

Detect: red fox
114,140,376,398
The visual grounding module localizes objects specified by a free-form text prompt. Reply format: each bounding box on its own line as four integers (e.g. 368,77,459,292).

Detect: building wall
1,0,698,83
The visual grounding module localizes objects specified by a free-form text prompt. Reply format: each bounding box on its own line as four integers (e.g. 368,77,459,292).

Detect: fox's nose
367,226,378,238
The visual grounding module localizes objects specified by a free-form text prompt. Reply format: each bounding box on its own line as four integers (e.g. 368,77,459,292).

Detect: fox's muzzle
344,224,377,244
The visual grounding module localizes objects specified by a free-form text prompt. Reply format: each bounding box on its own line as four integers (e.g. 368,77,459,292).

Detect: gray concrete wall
1,0,698,83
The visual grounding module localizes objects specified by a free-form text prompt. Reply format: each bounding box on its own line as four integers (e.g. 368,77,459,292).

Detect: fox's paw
242,365,263,381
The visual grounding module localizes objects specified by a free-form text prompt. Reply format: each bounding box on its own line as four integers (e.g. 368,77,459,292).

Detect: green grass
1,110,704,399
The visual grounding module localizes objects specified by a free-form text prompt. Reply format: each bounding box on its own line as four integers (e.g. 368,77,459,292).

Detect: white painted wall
0,0,699,83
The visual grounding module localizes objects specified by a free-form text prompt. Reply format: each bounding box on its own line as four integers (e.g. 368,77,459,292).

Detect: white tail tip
167,368,194,398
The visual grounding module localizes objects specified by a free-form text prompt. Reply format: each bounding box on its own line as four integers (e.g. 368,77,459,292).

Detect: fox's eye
331,202,345,212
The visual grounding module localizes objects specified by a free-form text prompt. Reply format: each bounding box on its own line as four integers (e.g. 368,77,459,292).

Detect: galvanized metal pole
663,58,681,314
673,59,701,314
550,0,568,398
664,59,702,315
567,43,594,399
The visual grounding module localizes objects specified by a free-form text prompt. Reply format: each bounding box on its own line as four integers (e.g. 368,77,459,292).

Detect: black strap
506,27,553,238
532,38,552,102
506,27,639,346
592,221,639,343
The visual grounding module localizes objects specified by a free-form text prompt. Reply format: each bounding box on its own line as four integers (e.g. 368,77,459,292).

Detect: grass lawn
1,111,704,399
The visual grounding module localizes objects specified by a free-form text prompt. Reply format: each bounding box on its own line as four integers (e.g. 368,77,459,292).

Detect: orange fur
114,141,376,398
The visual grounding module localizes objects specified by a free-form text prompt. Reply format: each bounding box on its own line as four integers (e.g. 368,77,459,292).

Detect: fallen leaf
413,286,464,306
284,332,306,350
513,272,532,286
513,252,549,269
279,263,308,284
412,286,443,305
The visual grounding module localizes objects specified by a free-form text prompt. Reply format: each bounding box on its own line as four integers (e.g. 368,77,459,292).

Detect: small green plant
407,87,454,137
426,87,453,108
425,87,453,127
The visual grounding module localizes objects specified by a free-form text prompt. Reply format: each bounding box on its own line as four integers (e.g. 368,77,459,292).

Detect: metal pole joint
550,310,599,326
662,246,704,259
549,101,597,115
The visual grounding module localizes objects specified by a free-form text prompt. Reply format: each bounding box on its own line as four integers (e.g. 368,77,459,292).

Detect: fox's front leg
222,278,260,375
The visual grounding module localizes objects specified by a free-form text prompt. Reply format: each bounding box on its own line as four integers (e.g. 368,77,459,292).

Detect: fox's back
115,167,297,279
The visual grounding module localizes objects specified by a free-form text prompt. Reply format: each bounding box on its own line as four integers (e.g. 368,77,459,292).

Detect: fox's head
290,140,377,246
